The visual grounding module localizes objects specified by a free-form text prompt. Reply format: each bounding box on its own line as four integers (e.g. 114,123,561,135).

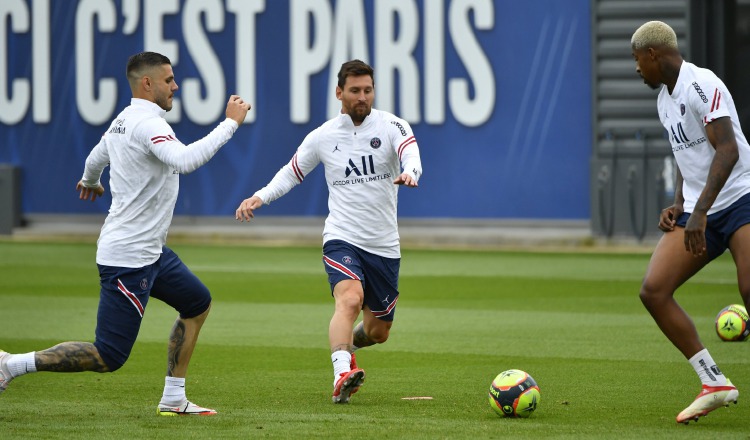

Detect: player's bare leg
330,280,363,352
353,307,393,349
349,309,392,376
640,227,709,358
158,304,216,416
641,227,738,423
166,305,211,378
330,280,365,403
36,342,110,372
0,342,109,395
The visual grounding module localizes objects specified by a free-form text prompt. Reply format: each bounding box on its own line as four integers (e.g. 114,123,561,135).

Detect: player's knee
639,284,655,307
639,280,670,309
337,290,364,312
181,300,212,322
369,329,389,344
178,291,212,320
93,340,130,372
365,323,391,344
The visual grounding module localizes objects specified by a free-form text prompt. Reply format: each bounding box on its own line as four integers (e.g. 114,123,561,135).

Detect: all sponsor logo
670,122,690,144
345,155,375,177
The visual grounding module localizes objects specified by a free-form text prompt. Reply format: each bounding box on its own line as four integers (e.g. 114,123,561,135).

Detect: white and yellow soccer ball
488,369,540,418
715,304,750,342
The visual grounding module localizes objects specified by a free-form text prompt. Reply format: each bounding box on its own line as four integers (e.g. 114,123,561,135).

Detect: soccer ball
715,304,750,341
488,369,540,418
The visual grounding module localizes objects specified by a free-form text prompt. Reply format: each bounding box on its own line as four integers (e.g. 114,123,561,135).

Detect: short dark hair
337,59,374,89
126,51,171,84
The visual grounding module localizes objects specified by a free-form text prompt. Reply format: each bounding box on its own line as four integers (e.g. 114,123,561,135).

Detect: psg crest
370,137,381,149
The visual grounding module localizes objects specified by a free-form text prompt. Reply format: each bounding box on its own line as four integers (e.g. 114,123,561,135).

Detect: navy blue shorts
322,239,400,322
676,191,750,260
93,246,211,370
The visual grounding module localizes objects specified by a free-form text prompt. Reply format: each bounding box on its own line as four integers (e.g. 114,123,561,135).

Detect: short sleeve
687,79,731,127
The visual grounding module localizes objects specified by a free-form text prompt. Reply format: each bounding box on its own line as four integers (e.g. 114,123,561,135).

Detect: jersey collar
338,108,376,128
667,60,687,99
131,98,168,117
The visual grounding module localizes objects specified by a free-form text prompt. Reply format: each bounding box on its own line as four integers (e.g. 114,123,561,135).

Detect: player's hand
683,210,707,256
657,205,682,232
393,173,418,187
76,181,105,201
226,95,251,125
235,195,263,222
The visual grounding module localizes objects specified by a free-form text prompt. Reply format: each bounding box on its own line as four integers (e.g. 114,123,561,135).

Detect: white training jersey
254,108,422,258
81,98,238,268
657,61,750,214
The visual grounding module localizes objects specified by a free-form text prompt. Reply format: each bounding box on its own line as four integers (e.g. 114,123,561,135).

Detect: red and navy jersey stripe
710,88,722,113
151,134,176,145
397,136,416,161
117,278,144,317
291,153,305,182
371,296,399,318
323,255,361,280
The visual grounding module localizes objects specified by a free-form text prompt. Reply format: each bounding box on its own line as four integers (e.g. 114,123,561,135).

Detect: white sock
331,350,351,386
160,376,187,406
7,352,37,378
689,348,727,387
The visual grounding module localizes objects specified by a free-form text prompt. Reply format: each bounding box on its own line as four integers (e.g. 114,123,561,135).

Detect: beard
155,94,173,111
347,103,370,124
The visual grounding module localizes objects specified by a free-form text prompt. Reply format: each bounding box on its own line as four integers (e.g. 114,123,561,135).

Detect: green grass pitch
0,240,748,439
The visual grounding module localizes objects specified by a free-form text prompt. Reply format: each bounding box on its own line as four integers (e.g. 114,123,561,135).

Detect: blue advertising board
0,0,591,219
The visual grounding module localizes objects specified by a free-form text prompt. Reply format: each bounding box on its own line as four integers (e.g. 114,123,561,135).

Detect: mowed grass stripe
2,292,744,366
0,241,740,283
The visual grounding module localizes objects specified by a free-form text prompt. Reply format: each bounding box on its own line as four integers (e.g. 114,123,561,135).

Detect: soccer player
0,52,250,416
631,21,747,423
235,59,422,404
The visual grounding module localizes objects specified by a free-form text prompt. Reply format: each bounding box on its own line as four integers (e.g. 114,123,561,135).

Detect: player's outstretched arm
236,195,264,222
147,94,251,175
76,180,105,201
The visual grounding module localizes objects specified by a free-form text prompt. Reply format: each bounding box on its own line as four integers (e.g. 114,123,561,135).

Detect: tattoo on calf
36,342,109,373
352,322,375,348
167,320,186,376
331,343,353,353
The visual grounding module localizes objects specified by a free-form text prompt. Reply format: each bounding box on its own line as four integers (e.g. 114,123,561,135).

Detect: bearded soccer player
235,59,422,404
632,21,748,424
0,52,250,415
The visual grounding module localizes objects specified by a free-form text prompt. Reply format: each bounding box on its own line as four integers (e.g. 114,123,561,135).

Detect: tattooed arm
684,117,740,255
